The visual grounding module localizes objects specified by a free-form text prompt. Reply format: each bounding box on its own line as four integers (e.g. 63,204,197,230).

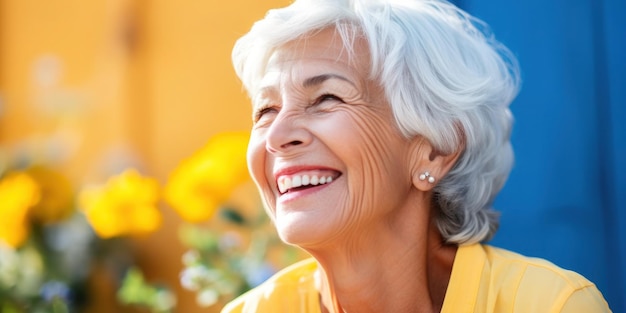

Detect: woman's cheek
246,133,263,184
247,132,276,214
344,111,407,219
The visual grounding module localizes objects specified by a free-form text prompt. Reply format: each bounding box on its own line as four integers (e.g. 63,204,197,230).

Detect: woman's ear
408,137,463,191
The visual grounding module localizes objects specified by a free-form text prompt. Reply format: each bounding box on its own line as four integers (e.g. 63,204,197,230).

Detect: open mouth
277,172,341,195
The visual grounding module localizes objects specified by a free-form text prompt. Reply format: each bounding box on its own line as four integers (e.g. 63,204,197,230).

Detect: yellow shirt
221,244,611,312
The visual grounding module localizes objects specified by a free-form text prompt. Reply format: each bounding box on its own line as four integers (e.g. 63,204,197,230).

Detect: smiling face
247,28,419,247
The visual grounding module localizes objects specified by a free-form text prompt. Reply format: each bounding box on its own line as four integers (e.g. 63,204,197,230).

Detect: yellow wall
0,0,291,312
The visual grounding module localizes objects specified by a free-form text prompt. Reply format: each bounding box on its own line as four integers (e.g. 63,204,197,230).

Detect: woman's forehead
261,28,371,86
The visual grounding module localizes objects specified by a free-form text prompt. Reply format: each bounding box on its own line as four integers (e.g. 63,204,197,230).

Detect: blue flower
40,280,70,302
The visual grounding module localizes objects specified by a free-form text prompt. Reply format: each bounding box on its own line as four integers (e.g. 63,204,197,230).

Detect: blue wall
452,0,625,311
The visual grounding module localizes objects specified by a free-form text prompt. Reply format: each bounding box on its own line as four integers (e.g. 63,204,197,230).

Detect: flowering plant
78,169,175,312
0,163,101,312
0,150,174,312
0,131,301,311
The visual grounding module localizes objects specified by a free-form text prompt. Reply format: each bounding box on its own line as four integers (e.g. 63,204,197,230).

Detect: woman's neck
306,202,457,313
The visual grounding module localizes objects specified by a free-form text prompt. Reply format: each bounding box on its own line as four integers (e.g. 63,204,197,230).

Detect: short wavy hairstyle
232,0,521,245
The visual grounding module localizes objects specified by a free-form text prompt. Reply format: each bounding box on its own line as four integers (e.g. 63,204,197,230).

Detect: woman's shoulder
458,244,612,312
482,244,595,288
220,258,320,313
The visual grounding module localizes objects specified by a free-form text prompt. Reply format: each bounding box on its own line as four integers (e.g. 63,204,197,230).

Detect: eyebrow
302,74,356,88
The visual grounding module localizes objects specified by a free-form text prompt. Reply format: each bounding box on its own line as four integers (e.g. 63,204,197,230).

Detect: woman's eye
314,94,343,105
254,106,278,123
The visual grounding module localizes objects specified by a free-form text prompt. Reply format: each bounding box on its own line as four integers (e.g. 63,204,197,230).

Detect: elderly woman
224,0,611,312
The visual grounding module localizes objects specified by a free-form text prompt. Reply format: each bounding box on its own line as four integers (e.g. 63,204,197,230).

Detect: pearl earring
419,171,436,184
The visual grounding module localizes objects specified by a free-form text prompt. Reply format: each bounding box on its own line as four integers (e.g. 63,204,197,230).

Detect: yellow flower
165,131,250,223
0,172,41,248
26,165,74,224
79,169,161,239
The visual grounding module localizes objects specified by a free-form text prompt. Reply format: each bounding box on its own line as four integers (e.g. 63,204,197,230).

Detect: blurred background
0,0,624,312
0,0,293,312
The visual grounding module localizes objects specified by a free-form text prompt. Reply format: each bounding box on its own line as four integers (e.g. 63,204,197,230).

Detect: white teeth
292,176,302,188
277,174,335,194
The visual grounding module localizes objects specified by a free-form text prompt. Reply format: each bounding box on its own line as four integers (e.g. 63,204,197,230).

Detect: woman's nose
265,110,312,155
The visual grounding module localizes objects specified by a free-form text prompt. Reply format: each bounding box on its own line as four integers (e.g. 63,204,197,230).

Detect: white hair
232,0,520,245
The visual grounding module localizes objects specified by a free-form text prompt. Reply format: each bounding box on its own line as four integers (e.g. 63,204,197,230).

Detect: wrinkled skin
249,29,417,248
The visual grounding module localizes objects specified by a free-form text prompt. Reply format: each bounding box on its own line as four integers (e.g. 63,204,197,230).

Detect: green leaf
219,207,246,225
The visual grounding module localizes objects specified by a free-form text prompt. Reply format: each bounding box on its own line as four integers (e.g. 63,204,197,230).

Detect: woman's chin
275,214,336,248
